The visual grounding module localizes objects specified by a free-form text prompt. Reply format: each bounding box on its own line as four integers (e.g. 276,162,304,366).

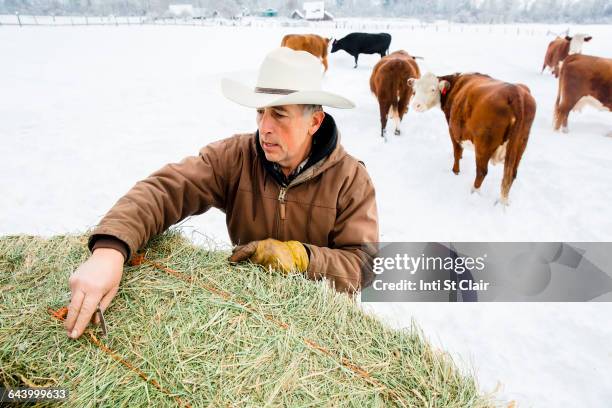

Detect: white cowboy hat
221,47,355,109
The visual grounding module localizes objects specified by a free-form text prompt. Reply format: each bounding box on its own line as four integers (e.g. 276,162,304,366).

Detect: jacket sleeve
303,162,379,294
88,139,234,261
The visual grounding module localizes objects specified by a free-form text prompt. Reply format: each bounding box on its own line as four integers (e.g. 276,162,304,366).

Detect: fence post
16,12,22,27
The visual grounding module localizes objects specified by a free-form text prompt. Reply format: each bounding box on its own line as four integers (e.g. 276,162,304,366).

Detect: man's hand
64,247,124,339
229,238,309,274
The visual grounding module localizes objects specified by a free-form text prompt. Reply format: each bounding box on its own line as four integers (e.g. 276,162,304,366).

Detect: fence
0,14,573,37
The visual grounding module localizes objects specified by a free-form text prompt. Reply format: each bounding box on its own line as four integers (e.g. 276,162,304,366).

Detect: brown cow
281,34,331,72
369,50,420,140
542,34,592,77
554,54,612,133
409,73,536,205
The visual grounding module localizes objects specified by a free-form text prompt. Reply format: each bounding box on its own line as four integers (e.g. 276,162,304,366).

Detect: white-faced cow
542,34,592,77
369,50,420,140
330,32,391,68
554,54,612,133
409,73,536,205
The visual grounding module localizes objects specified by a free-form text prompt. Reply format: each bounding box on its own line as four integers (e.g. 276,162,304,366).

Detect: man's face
256,105,323,174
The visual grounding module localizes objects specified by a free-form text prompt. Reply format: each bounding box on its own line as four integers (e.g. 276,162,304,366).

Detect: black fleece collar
255,113,338,187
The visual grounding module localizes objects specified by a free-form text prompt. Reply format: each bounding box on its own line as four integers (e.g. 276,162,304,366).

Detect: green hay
0,232,493,407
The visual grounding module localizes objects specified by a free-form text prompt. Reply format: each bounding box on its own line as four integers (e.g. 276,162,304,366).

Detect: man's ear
407,78,415,86
309,110,325,135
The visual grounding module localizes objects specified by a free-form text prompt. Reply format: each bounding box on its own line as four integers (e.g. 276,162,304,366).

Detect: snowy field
1,21,611,407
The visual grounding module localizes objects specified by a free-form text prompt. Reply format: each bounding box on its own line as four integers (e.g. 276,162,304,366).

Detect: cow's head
569,33,592,55
331,39,340,53
408,73,450,112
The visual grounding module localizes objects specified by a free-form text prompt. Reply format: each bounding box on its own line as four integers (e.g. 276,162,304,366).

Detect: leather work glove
229,238,309,274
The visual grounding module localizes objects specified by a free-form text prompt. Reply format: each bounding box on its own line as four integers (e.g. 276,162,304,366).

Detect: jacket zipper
278,186,287,220
275,186,287,239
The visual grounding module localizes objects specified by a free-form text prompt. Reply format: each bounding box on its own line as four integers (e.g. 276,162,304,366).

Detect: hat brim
221,78,355,109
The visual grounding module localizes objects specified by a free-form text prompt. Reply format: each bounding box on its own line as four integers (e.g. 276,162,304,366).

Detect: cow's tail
501,86,534,204
386,62,408,117
396,66,412,118
553,64,566,130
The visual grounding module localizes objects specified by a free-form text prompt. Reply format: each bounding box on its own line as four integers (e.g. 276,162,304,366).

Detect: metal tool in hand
95,305,107,337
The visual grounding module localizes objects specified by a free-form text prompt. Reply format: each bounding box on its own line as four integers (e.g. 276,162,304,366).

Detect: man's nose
258,109,274,133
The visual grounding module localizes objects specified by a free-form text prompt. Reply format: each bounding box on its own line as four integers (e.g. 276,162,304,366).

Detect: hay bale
0,232,491,407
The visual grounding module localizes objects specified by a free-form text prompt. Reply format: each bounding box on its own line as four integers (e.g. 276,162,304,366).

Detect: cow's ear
565,35,572,41
439,81,450,93
584,36,592,42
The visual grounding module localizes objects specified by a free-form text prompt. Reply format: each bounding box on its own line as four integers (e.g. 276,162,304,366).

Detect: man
64,47,379,339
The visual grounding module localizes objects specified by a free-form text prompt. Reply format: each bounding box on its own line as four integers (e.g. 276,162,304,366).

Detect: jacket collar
255,112,343,187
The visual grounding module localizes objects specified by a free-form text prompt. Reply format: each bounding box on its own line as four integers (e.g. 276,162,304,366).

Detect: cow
330,32,392,68
408,73,536,205
542,34,592,77
281,34,331,72
554,54,612,133
369,50,420,140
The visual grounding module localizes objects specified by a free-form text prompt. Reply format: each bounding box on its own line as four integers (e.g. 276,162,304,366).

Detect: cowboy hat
221,47,355,109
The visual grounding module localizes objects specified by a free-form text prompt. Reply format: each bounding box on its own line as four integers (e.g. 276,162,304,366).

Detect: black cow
330,32,392,68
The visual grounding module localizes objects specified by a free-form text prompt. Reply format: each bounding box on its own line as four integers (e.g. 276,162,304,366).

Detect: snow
1,21,611,407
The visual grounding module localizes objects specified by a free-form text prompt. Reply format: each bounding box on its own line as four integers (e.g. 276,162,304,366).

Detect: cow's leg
473,144,496,193
554,93,580,133
353,55,359,68
451,139,463,174
395,91,410,136
322,57,328,72
391,105,401,135
379,102,390,140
